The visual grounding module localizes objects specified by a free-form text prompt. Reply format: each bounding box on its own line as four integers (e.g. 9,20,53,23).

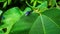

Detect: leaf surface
1,7,23,34
42,8,60,26
29,14,60,34
29,8,60,34
9,7,39,34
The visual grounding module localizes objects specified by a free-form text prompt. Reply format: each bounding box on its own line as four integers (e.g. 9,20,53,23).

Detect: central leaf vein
40,14,46,34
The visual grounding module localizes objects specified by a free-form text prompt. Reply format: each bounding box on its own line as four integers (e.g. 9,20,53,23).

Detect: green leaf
29,8,60,34
42,8,60,27
0,10,3,16
9,7,39,34
48,0,56,7
29,14,60,34
36,1,47,12
31,0,34,3
7,0,12,5
1,7,23,34
0,30,4,34
2,7,22,24
24,7,31,13
3,1,7,8
10,13,39,34
32,0,56,7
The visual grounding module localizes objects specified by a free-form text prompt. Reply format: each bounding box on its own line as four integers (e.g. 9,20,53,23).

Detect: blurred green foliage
0,0,60,34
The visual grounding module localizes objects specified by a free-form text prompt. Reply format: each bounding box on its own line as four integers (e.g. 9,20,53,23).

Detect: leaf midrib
40,14,60,34
30,14,60,34
40,14,46,34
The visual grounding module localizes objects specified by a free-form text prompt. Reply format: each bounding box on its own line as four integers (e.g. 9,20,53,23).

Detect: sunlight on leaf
36,1,48,12
0,10,2,16
2,7,23,34
8,0,12,5
3,1,7,8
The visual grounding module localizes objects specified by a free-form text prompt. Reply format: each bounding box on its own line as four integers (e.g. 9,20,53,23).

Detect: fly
25,10,32,16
